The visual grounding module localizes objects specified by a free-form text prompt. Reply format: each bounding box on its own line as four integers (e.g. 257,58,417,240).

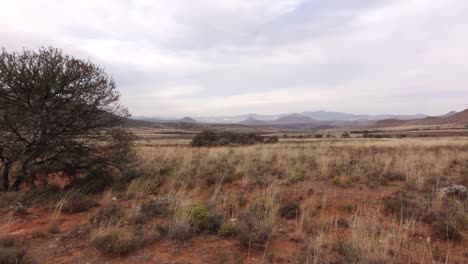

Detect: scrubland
1,137,467,263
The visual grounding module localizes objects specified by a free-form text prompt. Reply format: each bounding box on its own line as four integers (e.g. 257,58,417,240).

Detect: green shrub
331,176,353,187
218,222,238,237
187,205,211,232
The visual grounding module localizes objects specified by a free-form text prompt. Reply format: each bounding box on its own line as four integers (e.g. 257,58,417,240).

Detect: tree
0,47,130,191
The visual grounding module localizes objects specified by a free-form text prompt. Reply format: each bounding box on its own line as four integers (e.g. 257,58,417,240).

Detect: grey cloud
1,0,467,117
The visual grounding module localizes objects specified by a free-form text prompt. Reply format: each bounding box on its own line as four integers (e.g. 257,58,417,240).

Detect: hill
239,117,266,125
374,109,468,127
273,114,317,124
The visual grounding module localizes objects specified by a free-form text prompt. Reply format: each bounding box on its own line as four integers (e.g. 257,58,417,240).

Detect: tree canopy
0,47,131,191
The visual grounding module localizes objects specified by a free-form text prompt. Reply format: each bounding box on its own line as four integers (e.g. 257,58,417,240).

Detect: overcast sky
1,0,467,117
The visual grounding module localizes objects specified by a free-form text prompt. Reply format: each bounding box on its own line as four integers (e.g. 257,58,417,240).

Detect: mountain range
129,109,468,131
134,110,429,125
375,109,468,127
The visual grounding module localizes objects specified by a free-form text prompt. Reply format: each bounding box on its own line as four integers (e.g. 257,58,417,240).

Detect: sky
1,0,467,117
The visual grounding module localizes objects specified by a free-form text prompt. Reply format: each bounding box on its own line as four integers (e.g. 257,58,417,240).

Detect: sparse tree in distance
0,47,131,191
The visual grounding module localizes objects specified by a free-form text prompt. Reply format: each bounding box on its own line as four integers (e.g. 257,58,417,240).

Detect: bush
187,205,211,232
331,176,353,187
218,222,238,237
334,240,360,263
279,201,299,219
68,165,116,194
238,198,276,247
192,130,277,147
138,195,172,218
91,228,141,255
431,221,464,241
62,193,98,214
89,203,123,226
382,190,422,220
0,237,29,264
0,247,28,264
169,219,193,241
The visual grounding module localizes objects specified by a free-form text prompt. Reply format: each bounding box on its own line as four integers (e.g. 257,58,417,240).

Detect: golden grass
131,137,467,262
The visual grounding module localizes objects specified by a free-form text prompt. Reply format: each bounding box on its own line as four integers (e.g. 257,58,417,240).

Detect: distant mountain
194,114,283,123
134,116,197,123
240,117,266,125
374,109,468,127
300,111,427,121
273,114,317,124
440,111,458,118
178,117,197,123
133,110,430,126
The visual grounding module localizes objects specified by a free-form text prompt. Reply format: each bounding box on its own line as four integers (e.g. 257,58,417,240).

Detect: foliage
186,205,211,232
218,222,238,237
192,130,277,147
331,176,353,187
62,193,98,214
0,47,130,191
238,198,276,247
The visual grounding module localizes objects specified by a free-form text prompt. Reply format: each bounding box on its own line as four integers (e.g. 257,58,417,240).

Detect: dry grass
2,137,467,262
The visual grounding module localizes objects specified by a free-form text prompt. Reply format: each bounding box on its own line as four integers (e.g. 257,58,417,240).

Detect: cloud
1,0,467,117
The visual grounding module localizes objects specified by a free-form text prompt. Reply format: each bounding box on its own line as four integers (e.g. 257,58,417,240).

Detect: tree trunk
10,160,29,192
1,162,11,191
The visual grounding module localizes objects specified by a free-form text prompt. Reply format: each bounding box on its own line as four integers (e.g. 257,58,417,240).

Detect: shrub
264,136,279,144
137,195,172,217
429,199,467,241
279,201,299,219
382,190,422,220
68,165,116,194
295,245,322,264
0,247,28,264
62,193,98,214
89,203,123,226
334,240,360,263
331,176,353,187
0,237,29,264
192,130,277,147
126,177,161,199
381,171,405,182
91,228,141,255
187,205,211,232
238,198,276,247
218,222,238,237
169,219,193,241
341,133,351,138
431,221,464,241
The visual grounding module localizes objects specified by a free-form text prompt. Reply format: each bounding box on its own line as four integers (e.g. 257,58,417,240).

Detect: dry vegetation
1,137,467,263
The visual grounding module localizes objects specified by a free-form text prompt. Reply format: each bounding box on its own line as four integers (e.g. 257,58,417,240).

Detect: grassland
0,136,467,263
